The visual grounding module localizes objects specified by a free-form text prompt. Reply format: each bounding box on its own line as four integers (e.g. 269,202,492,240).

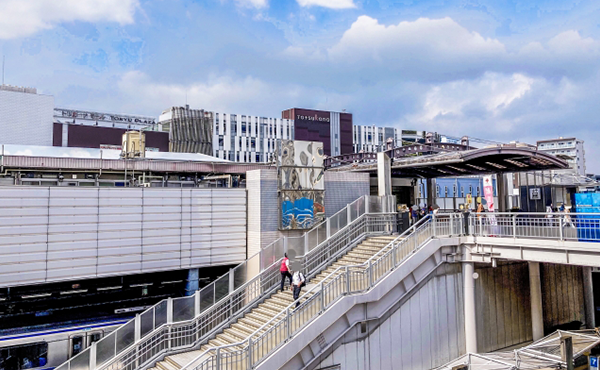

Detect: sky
0,0,599,171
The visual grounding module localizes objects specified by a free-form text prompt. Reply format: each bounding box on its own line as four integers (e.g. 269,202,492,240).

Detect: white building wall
213,112,293,163
0,187,247,288
314,264,466,370
0,89,54,146
537,138,586,176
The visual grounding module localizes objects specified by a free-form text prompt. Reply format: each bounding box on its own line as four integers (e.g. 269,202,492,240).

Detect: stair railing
183,213,463,370
56,195,396,370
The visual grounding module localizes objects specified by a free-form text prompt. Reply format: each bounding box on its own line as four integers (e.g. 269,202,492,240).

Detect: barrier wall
0,187,247,287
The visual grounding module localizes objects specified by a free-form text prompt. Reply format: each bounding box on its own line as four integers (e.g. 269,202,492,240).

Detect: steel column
464,248,477,353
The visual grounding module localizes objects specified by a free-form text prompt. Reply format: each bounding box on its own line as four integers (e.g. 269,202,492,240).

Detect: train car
0,319,128,370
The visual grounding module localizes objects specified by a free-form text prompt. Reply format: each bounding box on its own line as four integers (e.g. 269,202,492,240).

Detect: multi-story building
0,84,54,146
353,125,398,152
536,137,586,176
54,107,168,151
282,108,352,157
156,106,294,163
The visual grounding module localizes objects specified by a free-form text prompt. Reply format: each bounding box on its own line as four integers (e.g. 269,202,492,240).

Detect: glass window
0,342,48,369
72,336,84,356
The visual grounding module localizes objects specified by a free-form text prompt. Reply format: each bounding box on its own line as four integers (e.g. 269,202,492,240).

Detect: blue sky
1,0,599,171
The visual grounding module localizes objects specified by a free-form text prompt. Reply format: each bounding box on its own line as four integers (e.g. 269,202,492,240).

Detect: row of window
214,121,292,138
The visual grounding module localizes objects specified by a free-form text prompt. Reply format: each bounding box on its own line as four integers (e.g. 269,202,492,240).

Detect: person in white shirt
292,270,306,308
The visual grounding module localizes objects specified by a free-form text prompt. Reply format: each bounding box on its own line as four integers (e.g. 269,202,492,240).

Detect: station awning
327,146,569,178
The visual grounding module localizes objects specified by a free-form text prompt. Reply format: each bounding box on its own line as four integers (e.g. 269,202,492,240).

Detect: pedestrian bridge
57,208,600,370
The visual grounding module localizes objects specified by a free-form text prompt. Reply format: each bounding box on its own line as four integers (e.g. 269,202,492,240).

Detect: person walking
291,270,306,308
280,253,292,292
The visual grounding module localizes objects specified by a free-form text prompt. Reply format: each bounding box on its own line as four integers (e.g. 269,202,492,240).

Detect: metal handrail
183,214,461,370
56,195,395,370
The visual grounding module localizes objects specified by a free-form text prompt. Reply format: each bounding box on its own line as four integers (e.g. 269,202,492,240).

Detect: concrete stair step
156,360,179,370
246,311,273,324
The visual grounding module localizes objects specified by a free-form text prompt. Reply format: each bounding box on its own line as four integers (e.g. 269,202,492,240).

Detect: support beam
464,249,477,353
377,152,392,196
496,173,507,212
528,262,544,340
426,178,435,208
583,267,596,329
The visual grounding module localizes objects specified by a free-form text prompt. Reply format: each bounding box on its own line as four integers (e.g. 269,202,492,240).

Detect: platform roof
327,146,569,178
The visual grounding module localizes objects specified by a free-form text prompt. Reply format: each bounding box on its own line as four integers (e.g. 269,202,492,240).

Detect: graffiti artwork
278,140,325,230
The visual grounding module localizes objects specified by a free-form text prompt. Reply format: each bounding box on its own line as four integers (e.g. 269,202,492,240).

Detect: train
0,319,128,370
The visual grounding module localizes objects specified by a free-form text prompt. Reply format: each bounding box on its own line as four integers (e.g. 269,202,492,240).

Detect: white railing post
286,308,291,340
450,215,454,235
326,219,331,239
559,217,564,241
432,215,437,237
89,342,97,370
345,266,350,293
347,204,352,224
512,215,517,238
216,347,221,370
368,260,373,287
304,234,309,255
320,282,325,312
167,298,174,324
365,195,370,214
134,313,141,342
194,290,201,317
248,338,253,368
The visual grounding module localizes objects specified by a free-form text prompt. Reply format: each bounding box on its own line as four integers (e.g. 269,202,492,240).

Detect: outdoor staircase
147,235,398,370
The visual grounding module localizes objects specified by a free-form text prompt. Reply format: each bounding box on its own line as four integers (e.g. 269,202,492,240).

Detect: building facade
282,108,352,157
158,106,213,155
0,85,54,146
53,107,168,151
536,137,585,176
155,107,294,163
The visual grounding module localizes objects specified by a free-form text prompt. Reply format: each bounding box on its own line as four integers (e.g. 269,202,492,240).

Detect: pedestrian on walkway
292,270,306,308
280,253,292,292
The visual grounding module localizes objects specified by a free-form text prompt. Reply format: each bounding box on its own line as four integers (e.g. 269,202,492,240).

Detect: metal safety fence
182,213,464,370
468,212,600,242
56,195,396,370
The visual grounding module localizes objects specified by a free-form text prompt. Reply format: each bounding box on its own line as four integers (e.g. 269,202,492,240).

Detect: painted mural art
278,140,325,230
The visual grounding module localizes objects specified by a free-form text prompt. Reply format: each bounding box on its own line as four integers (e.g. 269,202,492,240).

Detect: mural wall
277,140,325,230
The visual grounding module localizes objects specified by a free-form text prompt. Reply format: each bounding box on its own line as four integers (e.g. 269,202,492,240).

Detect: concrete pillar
426,178,435,208
185,268,199,296
496,173,507,212
528,262,544,340
464,248,477,353
377,152,392,197
583,267,596,329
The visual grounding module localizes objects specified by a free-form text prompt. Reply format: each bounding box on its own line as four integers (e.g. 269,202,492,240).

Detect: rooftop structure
0,84,54,146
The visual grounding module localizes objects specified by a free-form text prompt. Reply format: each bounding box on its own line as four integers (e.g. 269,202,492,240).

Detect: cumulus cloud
0,0,139,39
327,16,505,74
296,0,356,9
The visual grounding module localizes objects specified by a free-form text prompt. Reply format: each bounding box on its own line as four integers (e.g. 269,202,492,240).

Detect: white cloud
409,72,537,133
234,0,268,9
328,16,505,66
0,0,139,39
296,0,356,9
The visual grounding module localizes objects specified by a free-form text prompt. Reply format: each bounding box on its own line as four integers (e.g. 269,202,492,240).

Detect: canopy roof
328,146,569,178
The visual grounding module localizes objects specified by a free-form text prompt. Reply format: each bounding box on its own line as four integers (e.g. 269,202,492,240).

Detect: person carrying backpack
280,253,292,292
292,270,306,308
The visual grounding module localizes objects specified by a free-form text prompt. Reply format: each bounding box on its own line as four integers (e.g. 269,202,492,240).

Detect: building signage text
56,109,156,125
296,114,330,123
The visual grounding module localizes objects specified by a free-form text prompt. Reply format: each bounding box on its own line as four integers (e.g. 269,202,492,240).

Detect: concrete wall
0,89,54,146
475,262,533,352
324,171,370,217
246,169,371,255
0,186,247,288
541,263,586,332
314,264,466,370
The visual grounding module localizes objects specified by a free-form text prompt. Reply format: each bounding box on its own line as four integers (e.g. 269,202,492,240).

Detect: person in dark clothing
280,253,292,291
292,270,306,308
